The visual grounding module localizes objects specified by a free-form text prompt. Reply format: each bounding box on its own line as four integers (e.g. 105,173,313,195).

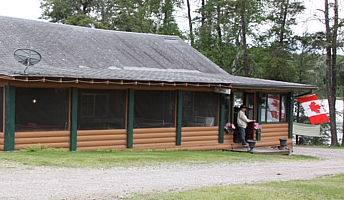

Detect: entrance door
244,93,255,140
232,92,256,143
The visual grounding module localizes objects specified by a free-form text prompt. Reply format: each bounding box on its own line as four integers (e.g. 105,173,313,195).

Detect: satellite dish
14,49,41,74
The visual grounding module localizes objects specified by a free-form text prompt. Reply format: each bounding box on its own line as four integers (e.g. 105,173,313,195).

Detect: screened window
81,94,108,117
78,89,126,130
182,91,218,127
260,93,287,123
134,90,175,128
0,87,3,132
15,88,69,132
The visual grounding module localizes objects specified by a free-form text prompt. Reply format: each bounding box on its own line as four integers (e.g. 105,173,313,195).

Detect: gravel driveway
1,147,344,200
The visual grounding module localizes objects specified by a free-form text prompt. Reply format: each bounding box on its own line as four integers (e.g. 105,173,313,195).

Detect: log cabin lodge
0,16,316,151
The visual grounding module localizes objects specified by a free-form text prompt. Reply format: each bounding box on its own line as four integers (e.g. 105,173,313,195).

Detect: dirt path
1,147,344,200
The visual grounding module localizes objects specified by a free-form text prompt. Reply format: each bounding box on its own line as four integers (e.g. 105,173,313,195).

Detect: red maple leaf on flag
309,101,321,113
272,99,279,108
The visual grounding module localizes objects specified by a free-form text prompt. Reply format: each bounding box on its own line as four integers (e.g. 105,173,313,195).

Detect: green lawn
0,146,340,200
0,145,317,168
126,174,344,200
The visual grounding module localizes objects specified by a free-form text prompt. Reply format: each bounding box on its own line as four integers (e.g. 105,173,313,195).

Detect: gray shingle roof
0,16,316,89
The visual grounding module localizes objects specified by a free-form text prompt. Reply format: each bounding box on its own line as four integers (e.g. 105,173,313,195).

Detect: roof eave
231,84,317,90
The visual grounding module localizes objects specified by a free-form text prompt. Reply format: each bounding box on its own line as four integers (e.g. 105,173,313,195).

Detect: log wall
132,128,176,150
14,131,70,150
9,123,292,151
179,127,232,150
77,129,127,150
257,123,291,147
0,132,3,151
223,123,292,149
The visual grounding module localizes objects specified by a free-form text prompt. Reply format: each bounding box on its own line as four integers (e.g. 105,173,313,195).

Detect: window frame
80,93,109,117
261,93,288,123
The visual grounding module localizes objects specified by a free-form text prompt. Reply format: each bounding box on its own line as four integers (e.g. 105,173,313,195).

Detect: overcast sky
0,0,41,20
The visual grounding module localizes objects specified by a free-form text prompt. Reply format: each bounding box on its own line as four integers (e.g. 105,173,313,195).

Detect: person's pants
238,126,246,146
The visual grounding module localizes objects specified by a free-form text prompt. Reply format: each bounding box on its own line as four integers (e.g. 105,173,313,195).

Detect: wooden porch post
218,94,225,143
256,92,262,141
70,87,78,151
127,89,134,148
176,90,183,146
4,86,15,151
288,92,294,139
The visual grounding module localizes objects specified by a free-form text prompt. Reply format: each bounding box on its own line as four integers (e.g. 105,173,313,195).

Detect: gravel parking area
1,147,344,200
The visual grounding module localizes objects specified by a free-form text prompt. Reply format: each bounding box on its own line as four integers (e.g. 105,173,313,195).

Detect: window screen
0,87,3,132
134,90,175,128
80,94,108,117
260,93,288,123
78,89,126,130
182,91,218,127
15,88,69,132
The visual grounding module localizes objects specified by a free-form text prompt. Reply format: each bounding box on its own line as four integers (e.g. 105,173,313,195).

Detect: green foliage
40,0,97,23
65,14,97,28
337,55,344,97
23,143,43,152
40,0,184,36
252,0,306,82
191,0,266,76
22,144,67,152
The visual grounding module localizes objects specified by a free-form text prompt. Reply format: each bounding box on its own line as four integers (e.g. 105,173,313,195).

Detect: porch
224,146,291,155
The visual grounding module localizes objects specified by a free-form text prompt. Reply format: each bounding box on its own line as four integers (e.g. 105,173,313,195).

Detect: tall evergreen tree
323,0,342,146
257,0,306,82
191,0,264,75
40,0,183,36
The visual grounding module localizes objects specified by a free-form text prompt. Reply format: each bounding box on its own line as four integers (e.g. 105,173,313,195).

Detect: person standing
237,104,255,147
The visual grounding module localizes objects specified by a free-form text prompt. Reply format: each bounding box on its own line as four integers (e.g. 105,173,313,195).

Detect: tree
322,0,343,146
257,0,306,82
39,0,184,36
155,0,183,36
192,0,238,72
40,0,97,23
190,0,266,76
186,0,194,45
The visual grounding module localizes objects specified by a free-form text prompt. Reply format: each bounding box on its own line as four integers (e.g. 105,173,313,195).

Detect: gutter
231,84,317,90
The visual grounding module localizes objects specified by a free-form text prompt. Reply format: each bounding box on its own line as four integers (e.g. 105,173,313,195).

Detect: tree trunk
324,0,338,146
186,0,194,46
201,0,205,26
241,0,248,77
279,0,288,47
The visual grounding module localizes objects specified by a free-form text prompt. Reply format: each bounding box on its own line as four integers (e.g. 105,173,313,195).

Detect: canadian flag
297,94,329,124
268,95,280,120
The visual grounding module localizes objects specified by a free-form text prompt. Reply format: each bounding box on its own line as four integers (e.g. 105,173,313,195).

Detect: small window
267,94,280,122
281,95,287,122
260,93,288,123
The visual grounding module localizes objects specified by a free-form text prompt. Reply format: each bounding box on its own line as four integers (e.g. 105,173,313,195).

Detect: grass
0,146,339,199
126,174,344,200
0,145,317,168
